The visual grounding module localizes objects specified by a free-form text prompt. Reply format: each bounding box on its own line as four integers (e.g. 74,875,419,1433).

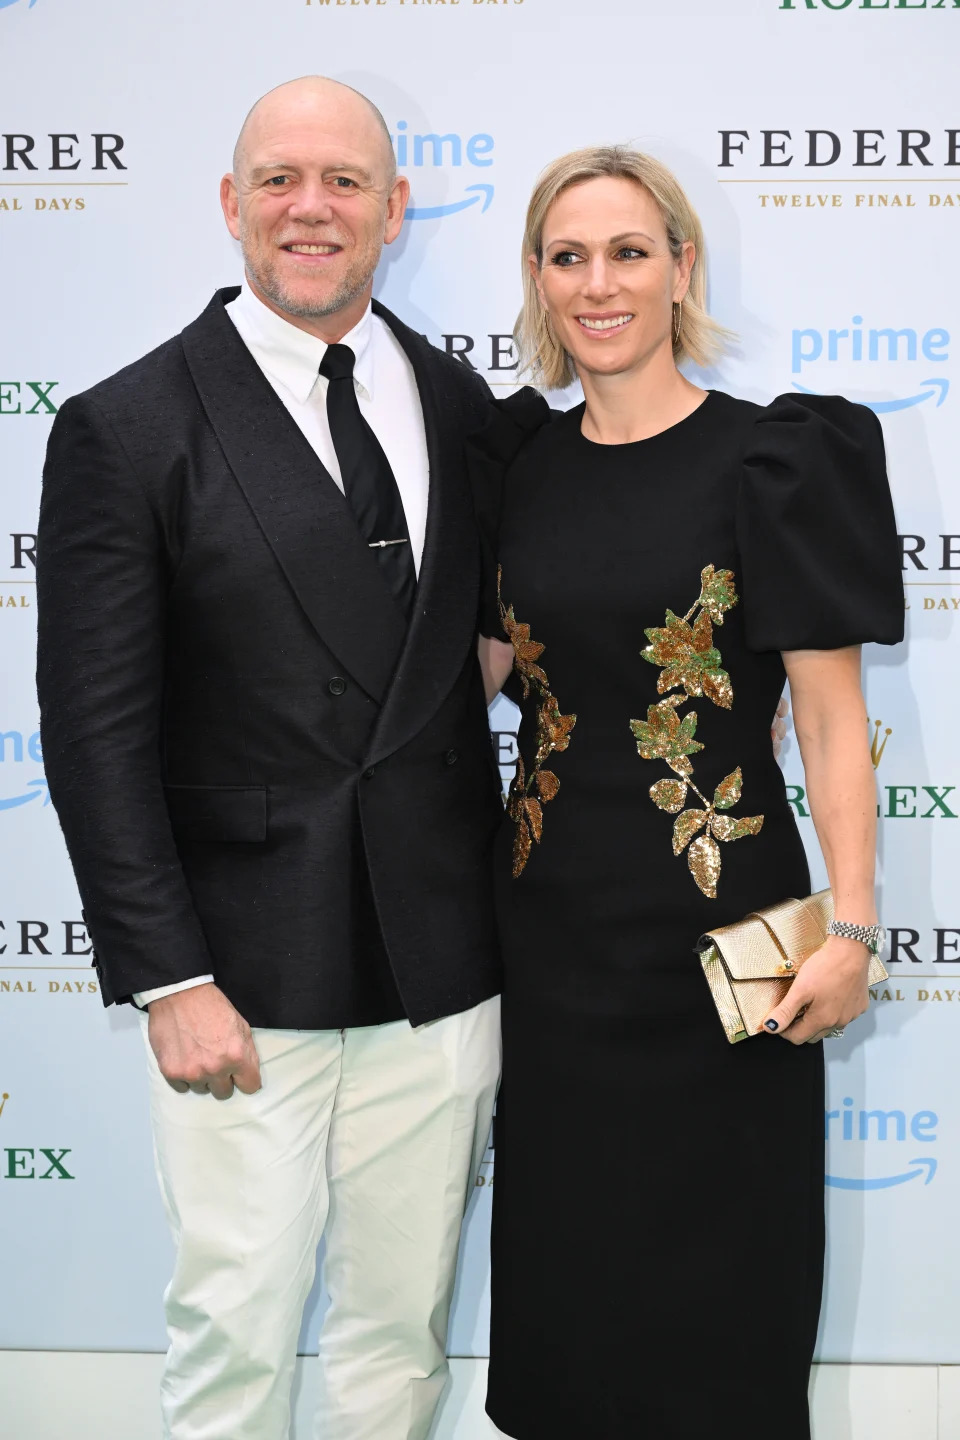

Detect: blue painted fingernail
764,1019,779,1032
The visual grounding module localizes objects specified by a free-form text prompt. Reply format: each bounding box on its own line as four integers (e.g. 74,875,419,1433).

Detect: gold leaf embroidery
650,778,688,814
630,566,764,898
689,833,722,898
696,565,738,625
673,808,710,856
536,769,560,802
498,568,576,877
713,768,742,811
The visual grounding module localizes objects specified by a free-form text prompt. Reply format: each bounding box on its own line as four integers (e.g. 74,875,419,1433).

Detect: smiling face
221,78,409,338
532,175,694,382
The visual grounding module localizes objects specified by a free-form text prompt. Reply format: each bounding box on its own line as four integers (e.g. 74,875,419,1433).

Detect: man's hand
147,983,262,1099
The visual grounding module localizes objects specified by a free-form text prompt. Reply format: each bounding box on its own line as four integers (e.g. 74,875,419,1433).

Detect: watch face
875,926,888,954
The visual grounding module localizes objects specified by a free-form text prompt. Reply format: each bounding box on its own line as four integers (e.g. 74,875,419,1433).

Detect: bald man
37,78,503,1440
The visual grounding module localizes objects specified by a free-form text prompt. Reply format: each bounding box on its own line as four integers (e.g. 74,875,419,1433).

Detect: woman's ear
527,253,546,310
673,241,696,304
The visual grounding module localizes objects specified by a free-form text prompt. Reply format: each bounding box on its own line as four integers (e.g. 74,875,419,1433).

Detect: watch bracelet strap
828,920,882,945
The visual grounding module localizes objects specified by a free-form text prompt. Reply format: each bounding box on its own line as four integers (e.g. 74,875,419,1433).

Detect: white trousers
141,998,501,1440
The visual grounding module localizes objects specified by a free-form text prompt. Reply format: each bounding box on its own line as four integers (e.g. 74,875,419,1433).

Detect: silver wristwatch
827,921,886,957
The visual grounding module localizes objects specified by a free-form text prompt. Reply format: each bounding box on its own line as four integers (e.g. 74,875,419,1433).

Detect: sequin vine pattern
498,567,577,877
629,565,764,898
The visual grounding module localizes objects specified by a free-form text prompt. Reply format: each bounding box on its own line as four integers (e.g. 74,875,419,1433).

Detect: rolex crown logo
869,719,892,770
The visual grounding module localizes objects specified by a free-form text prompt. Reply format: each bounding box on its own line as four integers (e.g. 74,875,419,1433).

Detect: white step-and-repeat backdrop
1,0,957,1367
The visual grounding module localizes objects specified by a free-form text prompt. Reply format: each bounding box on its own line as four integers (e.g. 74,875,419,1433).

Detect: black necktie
319,343,417,619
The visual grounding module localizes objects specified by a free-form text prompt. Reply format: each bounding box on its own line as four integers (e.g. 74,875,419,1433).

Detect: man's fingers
207,1074,236,1101
167,1078,190,1094
232,1054,263,1095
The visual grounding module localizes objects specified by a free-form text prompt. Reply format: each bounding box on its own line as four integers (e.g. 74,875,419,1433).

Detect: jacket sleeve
36,393,215,1005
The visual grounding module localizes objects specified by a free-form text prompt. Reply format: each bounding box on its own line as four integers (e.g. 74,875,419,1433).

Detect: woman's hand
762,935,870,1044
771,695,788,759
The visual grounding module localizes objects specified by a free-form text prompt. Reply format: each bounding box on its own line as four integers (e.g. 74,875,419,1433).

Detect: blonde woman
470,148,903,1439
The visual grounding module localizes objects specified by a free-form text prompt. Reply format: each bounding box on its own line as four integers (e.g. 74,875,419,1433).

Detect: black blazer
36,289,504,1029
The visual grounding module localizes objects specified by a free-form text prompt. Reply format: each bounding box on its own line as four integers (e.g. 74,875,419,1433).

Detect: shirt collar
230,283,377,405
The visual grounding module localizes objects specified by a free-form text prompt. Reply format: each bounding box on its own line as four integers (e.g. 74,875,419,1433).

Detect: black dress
469,389,904,1440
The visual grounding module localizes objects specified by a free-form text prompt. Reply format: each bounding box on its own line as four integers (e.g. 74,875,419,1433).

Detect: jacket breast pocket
163,784,267,843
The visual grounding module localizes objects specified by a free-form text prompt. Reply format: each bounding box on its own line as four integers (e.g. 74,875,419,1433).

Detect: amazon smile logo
0,0,38,8
390,122,495,221
791,318,950,413
0,729,49,813
825,1097,939,1191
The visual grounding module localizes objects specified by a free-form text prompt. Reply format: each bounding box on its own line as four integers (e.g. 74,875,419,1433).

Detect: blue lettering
792,328,822,373
466,133,494,167
391,125,495,169
859,1109,907,1141
922,327,950,361
911,1110,939,1141
0,731,24,763
869,327,918,361
27,731,41,763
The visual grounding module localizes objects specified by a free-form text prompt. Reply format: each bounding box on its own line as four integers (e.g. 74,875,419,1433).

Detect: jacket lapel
366,302,482,765
179,290,407,704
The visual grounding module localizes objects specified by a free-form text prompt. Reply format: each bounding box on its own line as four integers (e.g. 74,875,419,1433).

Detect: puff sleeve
736,393,905,652
466,386,552,639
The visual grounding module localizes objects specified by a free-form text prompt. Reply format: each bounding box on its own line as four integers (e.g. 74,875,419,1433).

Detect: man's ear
384,175,411,245
220,174,241,241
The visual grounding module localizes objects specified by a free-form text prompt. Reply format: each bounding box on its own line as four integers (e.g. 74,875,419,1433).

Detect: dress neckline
572,388,716,449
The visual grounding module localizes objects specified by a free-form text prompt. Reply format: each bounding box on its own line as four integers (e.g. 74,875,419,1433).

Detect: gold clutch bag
697,889,888,1045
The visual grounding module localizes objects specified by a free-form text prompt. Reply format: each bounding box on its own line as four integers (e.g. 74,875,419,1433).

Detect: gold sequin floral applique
630,566,763,899
499,567,576,877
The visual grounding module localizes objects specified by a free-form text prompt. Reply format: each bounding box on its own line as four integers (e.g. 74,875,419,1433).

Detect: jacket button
328,677,347,696
444,749,459,766
364,766,376,780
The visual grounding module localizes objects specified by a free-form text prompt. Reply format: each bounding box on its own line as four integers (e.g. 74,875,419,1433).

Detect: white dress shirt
134,284,431,1009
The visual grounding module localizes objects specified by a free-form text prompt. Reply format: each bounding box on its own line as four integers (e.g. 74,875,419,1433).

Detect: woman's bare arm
763,646,877,1044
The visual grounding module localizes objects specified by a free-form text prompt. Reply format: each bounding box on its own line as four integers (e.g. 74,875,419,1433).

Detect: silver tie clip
369,539,409,548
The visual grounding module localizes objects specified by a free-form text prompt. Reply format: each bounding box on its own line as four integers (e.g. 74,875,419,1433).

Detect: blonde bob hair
517,146,730,390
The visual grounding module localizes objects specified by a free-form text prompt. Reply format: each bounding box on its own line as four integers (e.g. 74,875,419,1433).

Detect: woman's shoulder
711,387,884,456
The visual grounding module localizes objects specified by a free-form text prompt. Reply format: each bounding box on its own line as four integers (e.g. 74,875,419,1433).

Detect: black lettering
854,130,886,168
49,134,81,172
718,131,749,168
941,535,960,571
899,130,933,168
93,134,126,171
900,534,927,571
935,929,960,963
3,135,37,171
442,334,476,369
761,131,792,167
11,534,36,570
18,920,50,956
489,335,518,371
807,131,841,167
62,921,93,956
889,928,921,964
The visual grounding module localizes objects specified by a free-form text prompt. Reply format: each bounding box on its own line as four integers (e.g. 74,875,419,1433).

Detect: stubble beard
240,223,381,323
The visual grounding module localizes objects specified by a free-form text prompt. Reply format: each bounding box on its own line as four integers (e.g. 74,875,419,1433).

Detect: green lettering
785,784,809,817
6,1148,35,1179
886,785,917,818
